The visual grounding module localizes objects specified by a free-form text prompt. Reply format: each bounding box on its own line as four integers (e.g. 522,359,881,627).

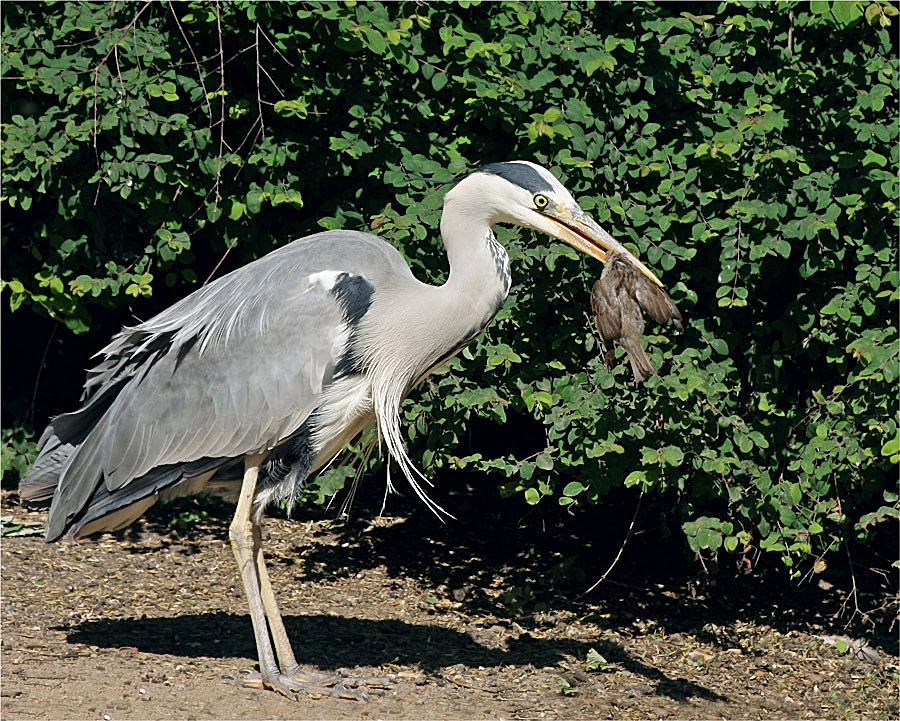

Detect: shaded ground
1,482,897,720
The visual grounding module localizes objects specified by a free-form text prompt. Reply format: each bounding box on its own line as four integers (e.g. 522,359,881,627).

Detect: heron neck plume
352,189,512,519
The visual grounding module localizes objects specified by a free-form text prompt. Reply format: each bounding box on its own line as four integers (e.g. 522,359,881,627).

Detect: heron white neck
440,202,511,312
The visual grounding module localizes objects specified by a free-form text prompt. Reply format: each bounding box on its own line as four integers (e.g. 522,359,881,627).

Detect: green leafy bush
2,1,897,574
1,428,37,484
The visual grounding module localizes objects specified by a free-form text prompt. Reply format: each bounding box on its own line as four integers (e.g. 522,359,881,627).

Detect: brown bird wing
591,278,623,342
633,280,683,330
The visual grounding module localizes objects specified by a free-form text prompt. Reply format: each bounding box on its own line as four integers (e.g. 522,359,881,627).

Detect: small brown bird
591,251,682,382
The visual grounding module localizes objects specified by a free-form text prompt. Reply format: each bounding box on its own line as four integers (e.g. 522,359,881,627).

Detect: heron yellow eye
533,194,549,209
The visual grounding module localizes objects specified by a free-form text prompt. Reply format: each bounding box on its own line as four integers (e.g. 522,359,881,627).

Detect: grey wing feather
18,436,74,506
20,375,133,506
40,230,415,540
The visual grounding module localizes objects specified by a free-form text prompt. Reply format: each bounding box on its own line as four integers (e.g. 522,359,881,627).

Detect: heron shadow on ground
102,473,898,658
58,612,727,703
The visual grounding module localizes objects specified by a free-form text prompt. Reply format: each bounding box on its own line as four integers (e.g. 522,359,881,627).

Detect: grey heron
20,161,665,699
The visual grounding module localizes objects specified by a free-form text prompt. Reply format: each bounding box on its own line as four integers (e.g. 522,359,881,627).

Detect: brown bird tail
619,338,658,383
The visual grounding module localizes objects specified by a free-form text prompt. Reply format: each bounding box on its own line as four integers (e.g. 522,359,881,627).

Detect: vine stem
203,238,237,287
212,1,225,216
91,1,152,148
255,24,265,137
580,490,644,597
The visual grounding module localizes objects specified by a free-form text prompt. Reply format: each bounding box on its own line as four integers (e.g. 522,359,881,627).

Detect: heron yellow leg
229,454,378,700
228,453,280,679
251,523,301,673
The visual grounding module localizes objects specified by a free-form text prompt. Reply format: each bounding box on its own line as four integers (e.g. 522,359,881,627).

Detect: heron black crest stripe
479,162,555,194
407,160,555,194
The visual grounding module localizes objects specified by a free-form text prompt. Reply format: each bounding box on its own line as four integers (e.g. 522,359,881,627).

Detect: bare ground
1,484,897,721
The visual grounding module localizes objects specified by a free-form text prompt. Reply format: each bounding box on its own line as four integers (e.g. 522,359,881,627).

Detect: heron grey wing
45,283,348,539
104,230,416,355
47,231,409,539
103,281,352,487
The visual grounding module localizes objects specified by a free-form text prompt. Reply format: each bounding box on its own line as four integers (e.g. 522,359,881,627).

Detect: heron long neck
440,205,511,321
349,204,513,519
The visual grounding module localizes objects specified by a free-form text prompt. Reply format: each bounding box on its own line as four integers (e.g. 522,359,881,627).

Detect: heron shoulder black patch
331,272,374,326
331,272,374,380
479,162,554,194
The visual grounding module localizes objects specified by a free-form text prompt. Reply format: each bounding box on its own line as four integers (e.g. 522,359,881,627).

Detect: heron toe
235,667,389,701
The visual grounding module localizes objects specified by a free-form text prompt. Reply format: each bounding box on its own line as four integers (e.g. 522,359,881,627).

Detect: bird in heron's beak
591,250,683,383
537,200,664,288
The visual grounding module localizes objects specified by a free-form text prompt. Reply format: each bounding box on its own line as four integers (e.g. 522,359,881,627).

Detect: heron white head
444,161,662,287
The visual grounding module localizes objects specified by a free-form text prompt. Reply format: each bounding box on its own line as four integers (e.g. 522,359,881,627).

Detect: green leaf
660,446,685,467
563,481,585,496
882,435,900,462
432,72,448,91
246,190,262,214
863,149,888,167
363,28,387,54
584,648,617,672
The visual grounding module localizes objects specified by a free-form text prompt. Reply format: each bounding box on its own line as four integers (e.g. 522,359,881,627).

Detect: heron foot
234,666,391,701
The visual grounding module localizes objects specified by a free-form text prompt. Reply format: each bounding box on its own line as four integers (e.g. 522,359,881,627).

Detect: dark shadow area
59,612,726,703
92,465,897,660
249,472,899,655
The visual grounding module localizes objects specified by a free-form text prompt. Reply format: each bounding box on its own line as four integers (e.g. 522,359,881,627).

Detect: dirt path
1,487,896,720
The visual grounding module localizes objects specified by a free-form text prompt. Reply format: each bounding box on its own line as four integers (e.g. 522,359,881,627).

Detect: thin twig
29,325,58,427
203,238,238,286
837,540,872,628
112,43,127,101
787,10,795,55
91,1,152,147
231,119,263,181
258,26,295,67
212,1,226,215
223,41,258,67
168,0,213,124
255,24,265,137
580,490,644,596
258,61,286,98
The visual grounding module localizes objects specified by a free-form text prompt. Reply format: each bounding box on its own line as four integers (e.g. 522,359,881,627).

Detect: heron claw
232,666,389,701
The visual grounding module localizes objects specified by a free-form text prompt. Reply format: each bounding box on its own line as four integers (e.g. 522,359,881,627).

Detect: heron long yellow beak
543,204,664,287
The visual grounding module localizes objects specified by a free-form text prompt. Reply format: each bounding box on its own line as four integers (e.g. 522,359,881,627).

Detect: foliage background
2,0,897,578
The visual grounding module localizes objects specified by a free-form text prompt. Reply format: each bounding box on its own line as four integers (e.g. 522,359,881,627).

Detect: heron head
445,161,662,287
